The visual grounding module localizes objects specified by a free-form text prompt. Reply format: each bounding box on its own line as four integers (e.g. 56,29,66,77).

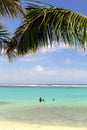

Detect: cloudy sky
0,0,87,84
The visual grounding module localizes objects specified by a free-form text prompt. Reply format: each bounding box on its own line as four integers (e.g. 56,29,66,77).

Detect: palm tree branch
7,5,87,57
0,23,10,53
0,0,23,17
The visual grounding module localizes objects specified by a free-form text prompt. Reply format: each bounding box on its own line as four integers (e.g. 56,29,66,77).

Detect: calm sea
0,84,87,107
0,84,87,127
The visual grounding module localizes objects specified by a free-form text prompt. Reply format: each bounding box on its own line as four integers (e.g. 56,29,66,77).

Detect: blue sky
0,0,87,84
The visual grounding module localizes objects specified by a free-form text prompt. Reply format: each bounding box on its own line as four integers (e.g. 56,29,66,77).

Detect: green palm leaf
7,4,87,57
0,0,23,17
0,0,24,55
0,23,10,53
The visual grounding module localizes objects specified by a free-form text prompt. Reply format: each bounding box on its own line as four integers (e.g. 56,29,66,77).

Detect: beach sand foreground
0,121,87,130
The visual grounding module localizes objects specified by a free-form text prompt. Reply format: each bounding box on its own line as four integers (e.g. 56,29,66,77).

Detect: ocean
0,84,87,127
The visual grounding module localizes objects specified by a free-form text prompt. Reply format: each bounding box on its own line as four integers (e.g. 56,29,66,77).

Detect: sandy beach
0,121,87,130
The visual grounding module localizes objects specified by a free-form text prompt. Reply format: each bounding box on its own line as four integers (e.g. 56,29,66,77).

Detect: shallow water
0,85,87,127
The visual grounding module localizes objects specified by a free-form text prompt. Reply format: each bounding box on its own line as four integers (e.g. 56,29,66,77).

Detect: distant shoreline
0,84,87,88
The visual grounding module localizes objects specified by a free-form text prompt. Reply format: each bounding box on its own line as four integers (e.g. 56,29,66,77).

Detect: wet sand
0,106,87,129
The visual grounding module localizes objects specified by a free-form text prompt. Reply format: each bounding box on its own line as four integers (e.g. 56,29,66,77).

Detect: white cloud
34,65,44,72
53,41,71,49
21,56,46,62
0,66,87,84
39,42,71,53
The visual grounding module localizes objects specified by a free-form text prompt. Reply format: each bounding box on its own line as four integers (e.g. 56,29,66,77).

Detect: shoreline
0,121,87,130
1,106,87,128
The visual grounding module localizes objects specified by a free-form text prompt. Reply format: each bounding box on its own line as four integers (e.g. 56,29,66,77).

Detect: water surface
0,85,87,127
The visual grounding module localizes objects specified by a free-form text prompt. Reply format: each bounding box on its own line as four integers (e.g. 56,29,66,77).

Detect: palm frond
7,4,87,57
0,23,10,53
0,0,23,17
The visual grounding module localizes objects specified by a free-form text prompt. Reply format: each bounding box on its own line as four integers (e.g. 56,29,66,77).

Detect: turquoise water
0,86,87,108
1,85,87,127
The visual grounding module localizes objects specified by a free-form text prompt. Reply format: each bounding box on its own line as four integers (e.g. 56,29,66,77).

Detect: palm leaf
0,23,10,53
0,0,23,17
7,4,87,57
